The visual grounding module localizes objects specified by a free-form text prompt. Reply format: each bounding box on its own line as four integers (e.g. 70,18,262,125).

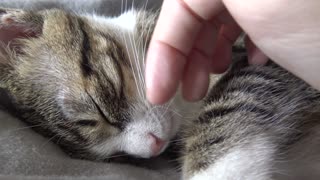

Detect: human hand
146,0,320,104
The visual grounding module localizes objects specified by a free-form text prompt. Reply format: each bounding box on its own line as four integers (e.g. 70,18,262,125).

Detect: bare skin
146,0,320,104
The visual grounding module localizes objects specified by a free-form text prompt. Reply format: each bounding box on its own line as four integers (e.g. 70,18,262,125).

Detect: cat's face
0,8,181,160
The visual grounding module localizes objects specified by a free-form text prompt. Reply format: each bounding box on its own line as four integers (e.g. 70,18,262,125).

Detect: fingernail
183,73,208,102
249,49,269,65
211,34,232,73
182,51,210,102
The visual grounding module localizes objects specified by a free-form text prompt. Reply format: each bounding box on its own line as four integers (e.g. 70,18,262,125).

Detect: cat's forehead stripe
74,17,130,128
78,19,94,77
76,18,124,96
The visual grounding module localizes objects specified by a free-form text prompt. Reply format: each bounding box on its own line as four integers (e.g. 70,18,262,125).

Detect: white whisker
39,134,59,149
128,25,146,100
2,123,44,133
119,25,144,99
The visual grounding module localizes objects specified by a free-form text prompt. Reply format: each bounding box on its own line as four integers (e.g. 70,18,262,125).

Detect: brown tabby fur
1,7,320,180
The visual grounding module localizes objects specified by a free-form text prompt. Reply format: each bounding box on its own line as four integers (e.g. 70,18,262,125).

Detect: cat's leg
181,108,320,180
181,126,276,180
180,59,320,180
272,124,320,180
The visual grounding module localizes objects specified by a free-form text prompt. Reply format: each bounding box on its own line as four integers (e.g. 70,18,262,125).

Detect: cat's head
0,8,182,160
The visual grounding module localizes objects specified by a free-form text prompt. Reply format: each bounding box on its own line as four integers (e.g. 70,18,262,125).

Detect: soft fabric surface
0,110,178,180
0,0,180,179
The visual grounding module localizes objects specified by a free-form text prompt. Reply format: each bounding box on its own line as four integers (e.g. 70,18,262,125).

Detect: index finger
146,0,225,104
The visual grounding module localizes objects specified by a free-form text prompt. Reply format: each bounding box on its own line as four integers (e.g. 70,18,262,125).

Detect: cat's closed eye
0,7,178,161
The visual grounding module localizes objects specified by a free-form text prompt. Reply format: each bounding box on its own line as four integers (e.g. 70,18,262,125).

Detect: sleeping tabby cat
0,7,319,180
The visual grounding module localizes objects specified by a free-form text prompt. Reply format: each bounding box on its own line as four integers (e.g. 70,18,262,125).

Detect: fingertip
146,84,179,105
211,25,239,73
248,49,269,65
211,58,230,74
245,37,269,65
211,38,232,73
145,42,187,105
182,80,208,102
182,50,210,102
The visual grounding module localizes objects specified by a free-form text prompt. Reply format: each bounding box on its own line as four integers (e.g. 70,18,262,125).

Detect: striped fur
0,8,187,160
1,5,320,180
182,59,320,180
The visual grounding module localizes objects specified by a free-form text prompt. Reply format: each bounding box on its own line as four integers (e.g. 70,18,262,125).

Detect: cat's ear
0,8,43,47
0,8,44,82
0,8,43,69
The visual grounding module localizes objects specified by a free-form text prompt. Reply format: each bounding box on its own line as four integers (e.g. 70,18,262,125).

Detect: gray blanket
0,110,178,180
0,0,179,179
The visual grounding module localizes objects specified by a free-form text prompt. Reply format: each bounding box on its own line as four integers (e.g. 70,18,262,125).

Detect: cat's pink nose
148,133,165,156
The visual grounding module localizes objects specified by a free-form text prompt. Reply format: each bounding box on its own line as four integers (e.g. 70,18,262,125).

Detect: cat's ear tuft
0,8,43,46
